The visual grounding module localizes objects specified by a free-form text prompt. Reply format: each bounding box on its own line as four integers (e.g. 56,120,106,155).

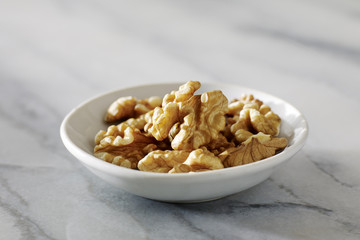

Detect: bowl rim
60,81,309,179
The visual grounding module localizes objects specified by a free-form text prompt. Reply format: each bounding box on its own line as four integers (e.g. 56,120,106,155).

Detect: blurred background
2,0,360,109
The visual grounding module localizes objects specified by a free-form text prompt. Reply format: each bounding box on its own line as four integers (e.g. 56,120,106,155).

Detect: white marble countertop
1,0,360,239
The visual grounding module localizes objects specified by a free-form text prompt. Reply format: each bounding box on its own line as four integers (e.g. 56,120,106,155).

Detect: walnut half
145,81,200,141
171,90,228,150
94,123,157,169
228,94,281,143
138,148,224,173
105,96,162,123
219,133,288,167
145,81,229,151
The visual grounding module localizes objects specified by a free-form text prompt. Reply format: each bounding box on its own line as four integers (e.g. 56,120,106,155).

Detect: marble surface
1,0,360,239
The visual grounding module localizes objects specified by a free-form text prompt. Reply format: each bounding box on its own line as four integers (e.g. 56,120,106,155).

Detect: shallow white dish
60,82,308,203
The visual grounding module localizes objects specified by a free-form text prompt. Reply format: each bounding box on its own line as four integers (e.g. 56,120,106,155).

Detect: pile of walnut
94,81,288,173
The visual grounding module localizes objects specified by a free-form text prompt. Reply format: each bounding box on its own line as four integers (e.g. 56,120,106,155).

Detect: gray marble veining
1,0,360,239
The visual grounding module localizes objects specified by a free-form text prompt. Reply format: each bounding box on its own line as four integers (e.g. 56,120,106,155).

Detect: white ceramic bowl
60,82,308,203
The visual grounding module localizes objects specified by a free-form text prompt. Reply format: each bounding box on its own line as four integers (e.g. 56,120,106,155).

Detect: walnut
105,96,161,123
94,123,157,169
219,133,288,167
138,148,224,173
145,81,201,140
239,94,263,110
162,80,201,106
228,94,263,116
171,90,228,150
123,113,147,130
146,81,228,150
138,150,191,173
250,105,281,136
135,96,162,115
206,134,235,156
170,148,224,173
232,128,254,143
229,95,281,143
230,109,254,143
228,101,244,116
94,152,132,168
145,102,179,141
105,96,137,123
